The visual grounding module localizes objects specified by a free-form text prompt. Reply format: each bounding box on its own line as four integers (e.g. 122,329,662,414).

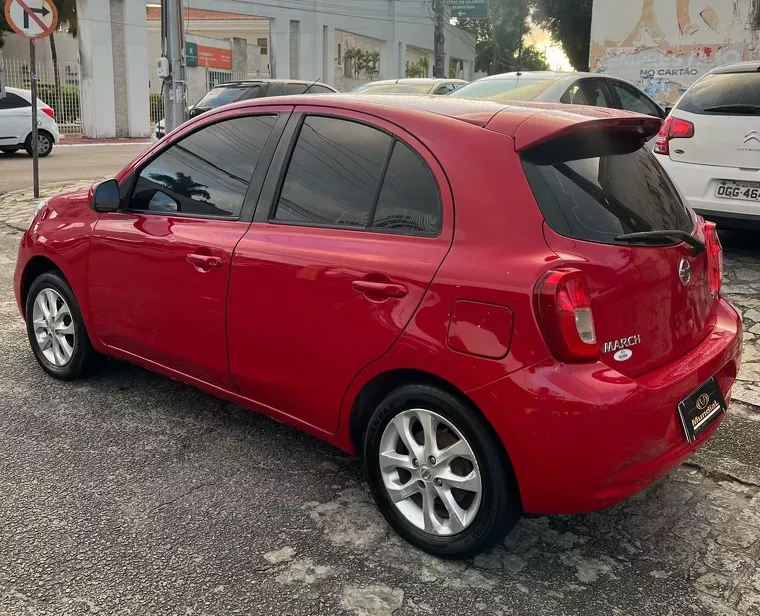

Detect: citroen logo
696,394,710,410
745,130,760,144
678,258,691,286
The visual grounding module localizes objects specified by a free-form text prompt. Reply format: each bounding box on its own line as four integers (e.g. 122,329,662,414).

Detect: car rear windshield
352,83,432,94
522,134,693,245
449,77,557,102
196,85,261,108
677,72,760,115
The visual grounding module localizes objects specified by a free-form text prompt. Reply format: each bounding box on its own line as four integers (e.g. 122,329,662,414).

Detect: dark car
153,79,338,141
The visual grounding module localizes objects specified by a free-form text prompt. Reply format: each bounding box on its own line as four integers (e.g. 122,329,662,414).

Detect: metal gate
2,56,83,135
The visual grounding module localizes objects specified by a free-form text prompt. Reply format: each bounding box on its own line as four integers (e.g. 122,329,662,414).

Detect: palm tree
49,0,77,116
368,50,380,77
149,172,211,202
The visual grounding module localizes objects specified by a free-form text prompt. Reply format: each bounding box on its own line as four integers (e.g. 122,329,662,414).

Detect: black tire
363,384,522,559
24,130,53,157
0,147,19,155
25,271,100,380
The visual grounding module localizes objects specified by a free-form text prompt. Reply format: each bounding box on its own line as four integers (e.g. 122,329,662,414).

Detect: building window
754,0,760,29
338,43,342,62
257,37,268,55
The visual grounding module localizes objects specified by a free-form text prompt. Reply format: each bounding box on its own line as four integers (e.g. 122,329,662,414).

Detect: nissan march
14,95,742,558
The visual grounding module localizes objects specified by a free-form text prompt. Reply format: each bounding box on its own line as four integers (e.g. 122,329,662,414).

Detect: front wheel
25,271,100,380
363,384,522,559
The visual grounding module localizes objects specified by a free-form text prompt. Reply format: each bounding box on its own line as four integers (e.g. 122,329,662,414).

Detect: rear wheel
363,384,521,559
25,271,100,380
25,131,53,157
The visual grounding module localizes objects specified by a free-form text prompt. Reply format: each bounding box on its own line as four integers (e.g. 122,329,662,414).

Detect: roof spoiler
514,114,663,152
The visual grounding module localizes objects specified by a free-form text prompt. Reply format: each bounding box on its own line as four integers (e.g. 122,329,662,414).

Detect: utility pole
160,0,187,133
433,0,445,78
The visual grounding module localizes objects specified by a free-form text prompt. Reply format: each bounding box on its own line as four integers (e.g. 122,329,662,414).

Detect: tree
149,172,211,202
532,0,592,71
458,0,535,75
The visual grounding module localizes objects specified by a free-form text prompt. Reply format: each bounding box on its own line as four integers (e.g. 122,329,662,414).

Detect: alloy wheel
37,134,51,155
378,408,482,536
32,288,75,367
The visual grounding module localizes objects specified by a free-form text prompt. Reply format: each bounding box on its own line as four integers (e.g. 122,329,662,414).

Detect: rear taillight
41,106,55,119
704,221,723,295
537,268,598,362
654,117,694,155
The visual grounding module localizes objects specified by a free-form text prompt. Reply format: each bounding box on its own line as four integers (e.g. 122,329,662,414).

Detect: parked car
152,79,338,142
351,78,468,95
450,71,668,118
16,95,740,558
0,87,60,157
654,61,760,229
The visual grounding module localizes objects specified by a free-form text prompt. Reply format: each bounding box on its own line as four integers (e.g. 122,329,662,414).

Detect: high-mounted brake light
537,268,598,362
654,117,694,155
41,106,55,120
704,221,723,296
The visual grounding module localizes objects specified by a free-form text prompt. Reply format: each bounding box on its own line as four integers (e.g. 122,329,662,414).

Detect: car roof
361,78,465,85
476,71,597,82
709,61,760,74
215,79,336,88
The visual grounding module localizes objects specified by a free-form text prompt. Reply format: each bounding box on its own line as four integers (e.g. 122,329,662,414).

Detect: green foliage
343,46,381,79
532,0,592,71
149,93,163,123
405,56,429,78
518,45,551,71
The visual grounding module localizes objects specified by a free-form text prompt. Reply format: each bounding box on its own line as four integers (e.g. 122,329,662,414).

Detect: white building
1,0,475,138
590,0,760,103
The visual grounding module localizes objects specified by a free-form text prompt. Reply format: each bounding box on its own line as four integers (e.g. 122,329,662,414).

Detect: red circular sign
4,0,59,40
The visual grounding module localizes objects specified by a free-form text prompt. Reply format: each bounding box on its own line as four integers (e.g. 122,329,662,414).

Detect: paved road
1,216,760,614
0,143,148,193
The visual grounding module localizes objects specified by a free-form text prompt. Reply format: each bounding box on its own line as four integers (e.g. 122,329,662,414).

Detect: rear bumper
471,298,742,514
657,155,760,225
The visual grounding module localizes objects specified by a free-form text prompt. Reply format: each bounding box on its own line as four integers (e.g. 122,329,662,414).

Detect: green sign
185,42,198,67
448,0,488,19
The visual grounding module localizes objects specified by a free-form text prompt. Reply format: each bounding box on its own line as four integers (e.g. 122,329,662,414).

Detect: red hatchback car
14,95,742,558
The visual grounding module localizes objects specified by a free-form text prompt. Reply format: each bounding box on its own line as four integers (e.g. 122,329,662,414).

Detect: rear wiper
614,230,705,255
703,104,760,114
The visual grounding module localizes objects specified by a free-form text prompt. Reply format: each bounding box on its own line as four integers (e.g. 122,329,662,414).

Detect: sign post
3,0,59,199
448,0,488,20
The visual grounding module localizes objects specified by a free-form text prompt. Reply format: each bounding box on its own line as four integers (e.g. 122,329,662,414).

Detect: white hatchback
654,61,760,229
0,87,60,157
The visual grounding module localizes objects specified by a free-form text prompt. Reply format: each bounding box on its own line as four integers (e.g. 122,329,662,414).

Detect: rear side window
678,72,760,115
196,85,261,108
523,138,692,245
286,83,308,95
0,93,30,110
273,116,442,235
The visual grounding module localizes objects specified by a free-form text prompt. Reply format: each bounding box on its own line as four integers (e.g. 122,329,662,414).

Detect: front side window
611,82,661,117
131,115,276,218
273,115,442,235
561,81,614,108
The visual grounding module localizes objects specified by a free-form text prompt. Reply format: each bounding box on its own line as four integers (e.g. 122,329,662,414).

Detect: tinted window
561,81,614,107
131,115,276,218
352,83,432,94
286,83,308,95
0,93,30,110
307,85,335,94
274,116,392,226
611,82,661,117
434,84,455,95
678,72,760,115
449,77,558,102
195,85,261,108
523,145,692,245
372,141,441,235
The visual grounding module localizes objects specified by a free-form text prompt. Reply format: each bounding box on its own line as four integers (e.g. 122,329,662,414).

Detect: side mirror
92,179,120,213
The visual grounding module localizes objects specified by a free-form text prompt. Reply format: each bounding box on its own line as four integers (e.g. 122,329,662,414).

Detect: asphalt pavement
0,143,148,194
1,201,760,614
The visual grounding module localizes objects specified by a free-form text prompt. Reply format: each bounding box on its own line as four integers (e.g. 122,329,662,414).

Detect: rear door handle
187,253,222,270
351,280,408,299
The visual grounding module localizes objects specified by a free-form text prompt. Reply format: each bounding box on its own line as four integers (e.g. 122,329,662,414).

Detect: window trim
608,79,664,118
260,112,443,237
121,111,288,222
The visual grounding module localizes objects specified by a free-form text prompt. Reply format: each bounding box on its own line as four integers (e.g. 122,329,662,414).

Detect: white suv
0,87,60,157
654,61,760,229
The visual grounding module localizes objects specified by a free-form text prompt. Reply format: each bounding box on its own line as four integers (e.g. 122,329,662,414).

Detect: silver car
352,78,468,96
450,71,668,119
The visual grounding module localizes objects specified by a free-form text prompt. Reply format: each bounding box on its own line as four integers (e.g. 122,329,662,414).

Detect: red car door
89,111,288,388
227,109,454,433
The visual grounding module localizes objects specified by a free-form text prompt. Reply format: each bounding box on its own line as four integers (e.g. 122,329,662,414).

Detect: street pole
433,0,445,78
161,0,186,133
29,39,39,199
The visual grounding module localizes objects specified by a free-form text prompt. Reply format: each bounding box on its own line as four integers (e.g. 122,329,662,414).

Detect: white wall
590,0,760,102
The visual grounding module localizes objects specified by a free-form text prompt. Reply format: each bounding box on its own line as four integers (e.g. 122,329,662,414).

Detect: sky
526,26,574,72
